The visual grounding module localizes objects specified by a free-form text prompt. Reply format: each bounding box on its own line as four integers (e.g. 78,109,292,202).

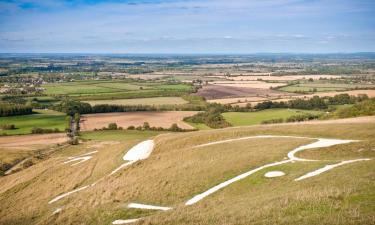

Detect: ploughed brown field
196,84,291,100
80,111,198,130
0,133,68,149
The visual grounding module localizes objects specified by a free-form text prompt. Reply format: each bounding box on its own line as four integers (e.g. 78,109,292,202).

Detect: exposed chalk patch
295,158,371,181
112,219,141,224
264,171,285,178
123,140,154,161
128,203,172,211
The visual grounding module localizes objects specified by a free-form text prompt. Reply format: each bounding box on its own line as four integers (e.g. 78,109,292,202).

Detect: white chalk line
109,161,136,176
52,207,63,215
63,150,99,166
48,185,89,204
295,158,371,181
49,140,155,205
185,159,291,205
185,136,359,205
128,203,172,211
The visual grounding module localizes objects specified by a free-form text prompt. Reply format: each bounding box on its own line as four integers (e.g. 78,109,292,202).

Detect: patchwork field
209,81,286,89
228,74,342,81
279,81,375,93
0,118,374,225
223,109,322,126
80,111,198,130
83,97,188,106
42,80,194,99
196,84,289,100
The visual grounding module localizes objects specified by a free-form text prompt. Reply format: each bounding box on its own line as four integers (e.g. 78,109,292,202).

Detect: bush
31,127,60,134
127,125,135,130
0,103,33,117
330,98,375,118
286,113,319,122
0,124,16,130
69,137,79,145
169,123,182,132
261,118,284,124
108,123,118,130
143,122,150,130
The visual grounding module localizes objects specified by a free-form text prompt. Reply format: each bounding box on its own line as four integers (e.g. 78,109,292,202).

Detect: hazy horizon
1,0,374,53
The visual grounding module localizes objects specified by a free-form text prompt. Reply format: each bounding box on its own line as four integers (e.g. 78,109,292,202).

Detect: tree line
0,103,33,117
254,94,369,111
52,99,206,116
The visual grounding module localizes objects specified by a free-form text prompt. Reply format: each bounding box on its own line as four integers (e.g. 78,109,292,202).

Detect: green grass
186,122,212,130
80,130,164,141
83,97,188,106
0,110,66,135
42,80,194,98
222,109,322,126
279,81,375,93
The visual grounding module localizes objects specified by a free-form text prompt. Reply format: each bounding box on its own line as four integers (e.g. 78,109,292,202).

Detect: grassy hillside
223,109,322,126
0,119,374,224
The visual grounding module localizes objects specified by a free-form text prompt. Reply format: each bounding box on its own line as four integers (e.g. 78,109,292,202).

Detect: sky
0,0,374,53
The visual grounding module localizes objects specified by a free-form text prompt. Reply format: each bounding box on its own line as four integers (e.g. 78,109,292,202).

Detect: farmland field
279,81,375,93
80,111,198,130
42,80,194,98
83,97,188,106
0,133,68,165
223,109,323,126
0,110,66,135
196,84,288,100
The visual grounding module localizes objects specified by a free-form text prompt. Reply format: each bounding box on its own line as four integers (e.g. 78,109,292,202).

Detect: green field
186,122,212,130
279,81,375,93
42,80,193,98
80,130,164,141
223,109,322,126
0,110,66,135
83,97,188,106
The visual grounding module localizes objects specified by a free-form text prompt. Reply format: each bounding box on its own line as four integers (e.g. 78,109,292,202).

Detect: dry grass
0,133,68,164
0,118,374,225
230,75,342,81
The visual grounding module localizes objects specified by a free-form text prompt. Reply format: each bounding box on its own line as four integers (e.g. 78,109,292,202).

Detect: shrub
261,118,284,124
0,124,16,130
31,127,60,134
69,137,79,145
108,123,118,130
127,125,135,130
